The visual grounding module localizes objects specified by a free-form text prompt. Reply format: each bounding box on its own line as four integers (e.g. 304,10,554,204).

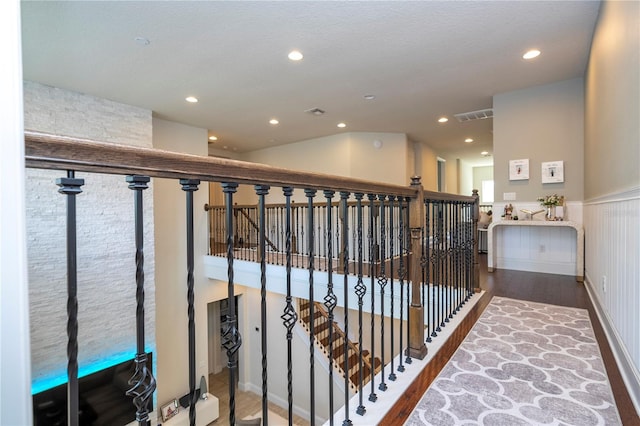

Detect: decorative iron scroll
125,175,156,424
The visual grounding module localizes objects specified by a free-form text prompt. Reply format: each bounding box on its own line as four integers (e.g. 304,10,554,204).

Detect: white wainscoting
584,186,640,414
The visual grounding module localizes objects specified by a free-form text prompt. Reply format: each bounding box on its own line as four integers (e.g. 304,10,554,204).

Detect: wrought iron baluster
353,193,366,415
468,202,475,300
295,204,300,268
221,182,242,426
255,184,270,426
444,201,451,324
323,190,337,425
56,170,84,426
404,195,412,365
436,201,443,335
444,201,451,325
351,205,357,265
304,189,317,424
281,187,298,425
397,198,406,372
321,204,327,272
125,175,156,426
339,192,352,426
388,195,396,381
367,193,377,402
180,179,200,426
455,202,462,312
424,200,432,343
377,195,388,392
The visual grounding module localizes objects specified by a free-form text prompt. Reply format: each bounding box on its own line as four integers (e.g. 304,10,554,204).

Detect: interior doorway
207,297,240,380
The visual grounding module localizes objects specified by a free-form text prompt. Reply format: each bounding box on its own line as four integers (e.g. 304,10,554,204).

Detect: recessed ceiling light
438,117,448,123
481,151,489,156
223,145,228,149
269,119,279,125
185,96,198,103
465,138,474,143
337,122,346,128
364,95,376,100
288,50,303,61
523,49,541,60
209,136,218,141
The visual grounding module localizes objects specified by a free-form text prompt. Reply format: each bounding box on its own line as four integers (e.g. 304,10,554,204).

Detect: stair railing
24,130,478,426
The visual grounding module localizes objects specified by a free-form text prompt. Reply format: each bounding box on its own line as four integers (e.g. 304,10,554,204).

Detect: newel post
472,189,480,293
407,176,427,359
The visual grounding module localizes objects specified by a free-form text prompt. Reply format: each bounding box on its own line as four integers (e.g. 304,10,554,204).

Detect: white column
0,1,32,424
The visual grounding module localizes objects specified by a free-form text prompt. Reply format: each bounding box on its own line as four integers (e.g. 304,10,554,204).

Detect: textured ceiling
21,1,600,166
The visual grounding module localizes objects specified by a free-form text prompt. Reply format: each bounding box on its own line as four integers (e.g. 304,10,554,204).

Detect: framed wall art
509,159,529,180
541,161,564,183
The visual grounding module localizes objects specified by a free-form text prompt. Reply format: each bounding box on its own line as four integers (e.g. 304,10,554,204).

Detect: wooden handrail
24,131,417,197
24,131,476,203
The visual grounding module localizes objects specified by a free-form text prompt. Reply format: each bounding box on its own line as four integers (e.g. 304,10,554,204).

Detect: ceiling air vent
454,108,493,123
305,107,326,116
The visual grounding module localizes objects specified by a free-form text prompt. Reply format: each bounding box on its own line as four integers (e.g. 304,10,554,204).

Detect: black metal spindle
281,187,298,425
221,182,242,426
367,193,377,402
404,197,412,365
425,200,433,343
455,202,461,312
125,175,156,426
443,201,450,326
354,193,366,415
323,190,337,425
255,184,270,426
351,205,357,265
436,201,441,334
304,189,317,424
397,197,406,373
377,195,388,392
388,195,396,382
340,192,352,426
180,179,200,426
57,170,84,426
421,204,428,341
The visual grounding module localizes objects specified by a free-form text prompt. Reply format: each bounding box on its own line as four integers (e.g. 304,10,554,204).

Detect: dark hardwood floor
381,254,640,425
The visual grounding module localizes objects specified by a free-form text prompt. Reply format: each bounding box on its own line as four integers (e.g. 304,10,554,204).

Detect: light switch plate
503,192,516,201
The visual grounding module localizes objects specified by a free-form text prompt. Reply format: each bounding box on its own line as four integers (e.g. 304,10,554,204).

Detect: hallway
382,254,640,425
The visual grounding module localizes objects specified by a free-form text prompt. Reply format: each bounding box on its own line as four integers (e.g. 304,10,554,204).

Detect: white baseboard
584,273,640,415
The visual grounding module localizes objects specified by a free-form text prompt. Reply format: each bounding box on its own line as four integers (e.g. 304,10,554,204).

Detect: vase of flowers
537,194,562,220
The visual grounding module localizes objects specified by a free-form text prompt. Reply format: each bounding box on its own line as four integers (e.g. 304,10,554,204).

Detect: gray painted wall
493,78,585,204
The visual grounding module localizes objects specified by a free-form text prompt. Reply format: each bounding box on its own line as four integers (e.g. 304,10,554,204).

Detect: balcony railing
25,130,479,426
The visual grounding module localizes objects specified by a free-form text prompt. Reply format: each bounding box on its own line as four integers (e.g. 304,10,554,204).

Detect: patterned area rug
406,297,622,425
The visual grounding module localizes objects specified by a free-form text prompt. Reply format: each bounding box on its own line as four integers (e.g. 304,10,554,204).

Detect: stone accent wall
24,81,155,388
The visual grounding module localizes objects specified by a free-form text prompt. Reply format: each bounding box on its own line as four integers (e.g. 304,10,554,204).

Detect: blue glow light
31,351,136,395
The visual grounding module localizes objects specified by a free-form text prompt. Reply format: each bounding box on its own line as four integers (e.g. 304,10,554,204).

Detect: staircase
298,300,381,392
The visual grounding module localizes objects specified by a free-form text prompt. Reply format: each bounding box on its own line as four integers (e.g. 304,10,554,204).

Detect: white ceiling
20,1,600,166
